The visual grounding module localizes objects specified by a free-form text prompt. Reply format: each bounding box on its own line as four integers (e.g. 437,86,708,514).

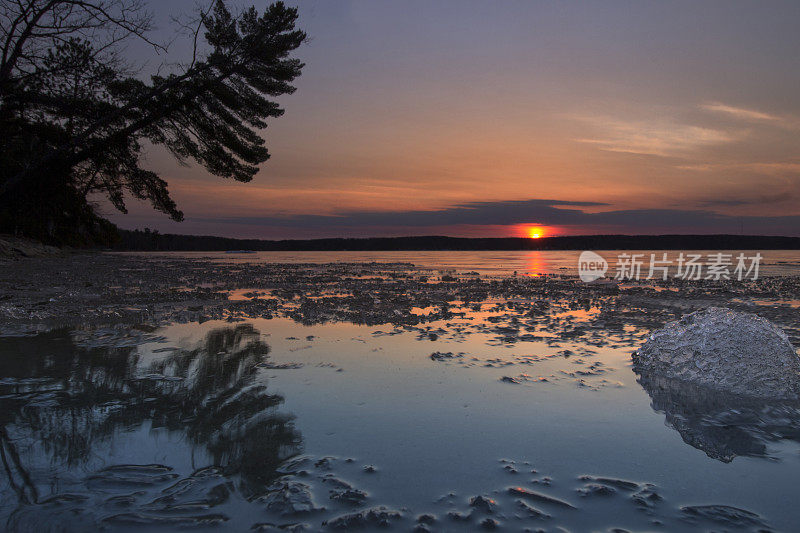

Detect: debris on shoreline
2,254,800,348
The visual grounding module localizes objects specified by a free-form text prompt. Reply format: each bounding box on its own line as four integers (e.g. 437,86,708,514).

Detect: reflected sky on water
116,249,800,278
2,309,800,531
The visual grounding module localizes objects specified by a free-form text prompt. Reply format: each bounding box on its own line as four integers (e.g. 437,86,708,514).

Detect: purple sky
102,0,800,238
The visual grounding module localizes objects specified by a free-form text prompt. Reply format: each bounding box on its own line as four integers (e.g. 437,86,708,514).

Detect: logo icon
578,251,608,282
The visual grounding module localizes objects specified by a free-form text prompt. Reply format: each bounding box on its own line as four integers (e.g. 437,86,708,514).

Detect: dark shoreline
115,231,800,252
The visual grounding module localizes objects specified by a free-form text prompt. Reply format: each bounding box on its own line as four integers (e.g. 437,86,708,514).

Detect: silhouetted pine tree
0,0,305,244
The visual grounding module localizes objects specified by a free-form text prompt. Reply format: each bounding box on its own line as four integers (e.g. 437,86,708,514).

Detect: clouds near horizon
104,0,800,238
113,198,797,239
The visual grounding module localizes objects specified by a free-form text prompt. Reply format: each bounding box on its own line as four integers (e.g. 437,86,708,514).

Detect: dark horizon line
113,230,800,251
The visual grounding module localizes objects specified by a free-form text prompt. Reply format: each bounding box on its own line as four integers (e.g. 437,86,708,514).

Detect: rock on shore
633,307,800,399
0,235,63,258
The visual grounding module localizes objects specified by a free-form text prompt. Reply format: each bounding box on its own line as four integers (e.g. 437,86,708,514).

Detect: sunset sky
106,0,800,238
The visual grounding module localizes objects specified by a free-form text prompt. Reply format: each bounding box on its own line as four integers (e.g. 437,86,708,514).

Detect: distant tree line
0,0,305,245
114,229,800,251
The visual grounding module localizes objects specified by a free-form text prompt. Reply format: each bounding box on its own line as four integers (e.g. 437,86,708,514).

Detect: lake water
1,253,800,531
122,249,800,277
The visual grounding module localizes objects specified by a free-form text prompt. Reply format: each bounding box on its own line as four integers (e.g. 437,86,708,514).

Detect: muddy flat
1,251,799,531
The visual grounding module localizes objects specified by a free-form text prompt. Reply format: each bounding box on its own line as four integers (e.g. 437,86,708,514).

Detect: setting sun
528,226,545,239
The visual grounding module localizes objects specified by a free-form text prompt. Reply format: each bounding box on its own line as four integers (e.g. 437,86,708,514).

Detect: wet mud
1,254,799,531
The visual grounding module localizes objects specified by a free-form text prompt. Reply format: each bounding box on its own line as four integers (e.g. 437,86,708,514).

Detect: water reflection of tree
0,324,301,506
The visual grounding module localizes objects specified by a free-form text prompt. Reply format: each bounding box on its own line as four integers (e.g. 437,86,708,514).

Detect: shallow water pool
1,304,799,531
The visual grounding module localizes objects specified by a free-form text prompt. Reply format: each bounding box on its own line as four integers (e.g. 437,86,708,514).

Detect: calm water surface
122,249,800,277
2,254,800,531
